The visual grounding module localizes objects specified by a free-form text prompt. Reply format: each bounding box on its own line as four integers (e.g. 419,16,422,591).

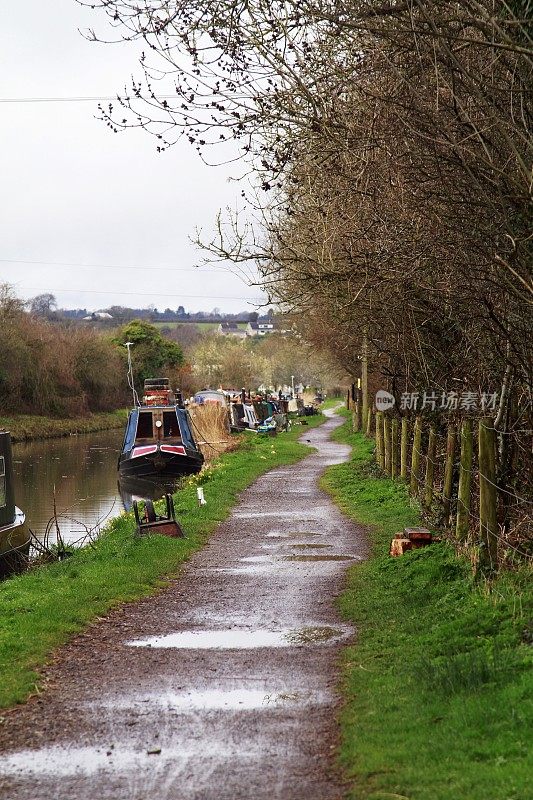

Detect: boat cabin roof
122,406,197,452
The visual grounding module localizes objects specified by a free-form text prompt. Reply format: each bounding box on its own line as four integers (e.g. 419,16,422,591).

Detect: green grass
0,409,128,442
322,418,533,800
0,414,324,709
319,396,344,411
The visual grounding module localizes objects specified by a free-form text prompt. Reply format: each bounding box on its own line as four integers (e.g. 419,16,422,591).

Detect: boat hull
118,446,203,480
0,509,30,579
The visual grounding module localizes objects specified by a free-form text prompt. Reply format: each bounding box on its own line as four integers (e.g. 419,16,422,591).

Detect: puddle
285,626,345,644
290,543,333,550
96,688,323,712
259,542,331,551
265,531,323,539
233,511,301,519
159,689,273,710
239,555,272,563
207,552,352,575
128,626,349,650
283,554,358,562
129,630,292,649
0,745,183,777
0,742,257,778
204,565,276,575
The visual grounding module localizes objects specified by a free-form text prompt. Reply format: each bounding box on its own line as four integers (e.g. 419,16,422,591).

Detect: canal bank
0,413,327,709
322,413,532,800
0,408,361,800
0,410,128,443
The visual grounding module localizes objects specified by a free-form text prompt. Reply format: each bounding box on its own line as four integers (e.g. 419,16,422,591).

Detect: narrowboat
0,431,30,578
118,379,204,480
193,389,228,406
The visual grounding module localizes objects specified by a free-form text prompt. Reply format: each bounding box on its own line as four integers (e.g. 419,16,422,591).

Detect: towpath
0,409,366,800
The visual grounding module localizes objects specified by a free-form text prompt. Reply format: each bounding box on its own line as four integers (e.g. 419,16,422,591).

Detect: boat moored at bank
118,379,204,480
0,431,30,578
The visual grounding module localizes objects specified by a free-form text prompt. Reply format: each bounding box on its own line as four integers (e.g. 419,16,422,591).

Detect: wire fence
349,400,533,570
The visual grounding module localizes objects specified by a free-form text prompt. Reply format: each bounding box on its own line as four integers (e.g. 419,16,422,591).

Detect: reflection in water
128,626,349,650
117,476,181,512
12,430,181,547
92,688,307,711
12,430,124,546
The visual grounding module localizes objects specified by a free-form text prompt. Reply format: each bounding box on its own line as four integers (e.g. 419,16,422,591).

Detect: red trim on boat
160,445,186,455
132,445,158,458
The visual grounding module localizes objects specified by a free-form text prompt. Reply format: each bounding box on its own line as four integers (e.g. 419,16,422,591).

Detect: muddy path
0,409,367,800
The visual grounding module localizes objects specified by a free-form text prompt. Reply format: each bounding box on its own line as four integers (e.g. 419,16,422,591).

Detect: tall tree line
86,1,532,536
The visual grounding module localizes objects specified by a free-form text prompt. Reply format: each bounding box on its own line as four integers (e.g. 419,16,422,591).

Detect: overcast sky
0,1,265,314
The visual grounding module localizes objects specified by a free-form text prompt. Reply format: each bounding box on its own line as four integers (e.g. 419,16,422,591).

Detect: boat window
163,411,181,439
0,456,5,508
136,412,154,440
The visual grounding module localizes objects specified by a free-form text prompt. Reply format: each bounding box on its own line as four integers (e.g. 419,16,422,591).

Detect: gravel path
0,409,366,800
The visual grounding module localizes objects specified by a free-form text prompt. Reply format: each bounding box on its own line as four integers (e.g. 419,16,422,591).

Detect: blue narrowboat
118,379,204,480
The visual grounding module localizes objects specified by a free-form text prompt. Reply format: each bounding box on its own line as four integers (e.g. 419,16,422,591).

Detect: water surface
12,429,124,545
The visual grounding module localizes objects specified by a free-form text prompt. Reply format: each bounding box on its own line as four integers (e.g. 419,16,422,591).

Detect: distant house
82,311,113,321
246,319,275,337
218,322,247,339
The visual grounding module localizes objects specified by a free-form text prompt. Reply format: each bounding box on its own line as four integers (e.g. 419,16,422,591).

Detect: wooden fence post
478,418,498,573
410,416,422,496
455,419,473,541
353,401,361,432
423,423,436,508
384,415,392,475
391,418,399,478
366,407,373,438
375,411,384,469
400,417,409,480
443,424,456,526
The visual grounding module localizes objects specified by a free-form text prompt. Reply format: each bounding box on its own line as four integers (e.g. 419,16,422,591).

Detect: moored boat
0,431,30,578
118,379,204,480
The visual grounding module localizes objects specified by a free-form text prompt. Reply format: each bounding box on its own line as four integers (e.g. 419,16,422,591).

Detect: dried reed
188,403,235,462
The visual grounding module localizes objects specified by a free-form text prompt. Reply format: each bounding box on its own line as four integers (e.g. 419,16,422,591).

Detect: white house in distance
246,319,275,337
217,322,248,339
82,311,113,321
217,317,279,338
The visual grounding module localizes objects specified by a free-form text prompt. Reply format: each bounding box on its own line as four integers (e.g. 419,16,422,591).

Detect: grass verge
0,415,324,709
322,417,532,800
1,409,128,442
320,396,344,411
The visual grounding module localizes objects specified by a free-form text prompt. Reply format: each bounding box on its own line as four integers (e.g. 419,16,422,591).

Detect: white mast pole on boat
124,342,140,407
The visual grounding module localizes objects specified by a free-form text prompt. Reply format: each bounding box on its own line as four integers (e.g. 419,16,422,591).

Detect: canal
12,429,126,547
12,429,183,548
